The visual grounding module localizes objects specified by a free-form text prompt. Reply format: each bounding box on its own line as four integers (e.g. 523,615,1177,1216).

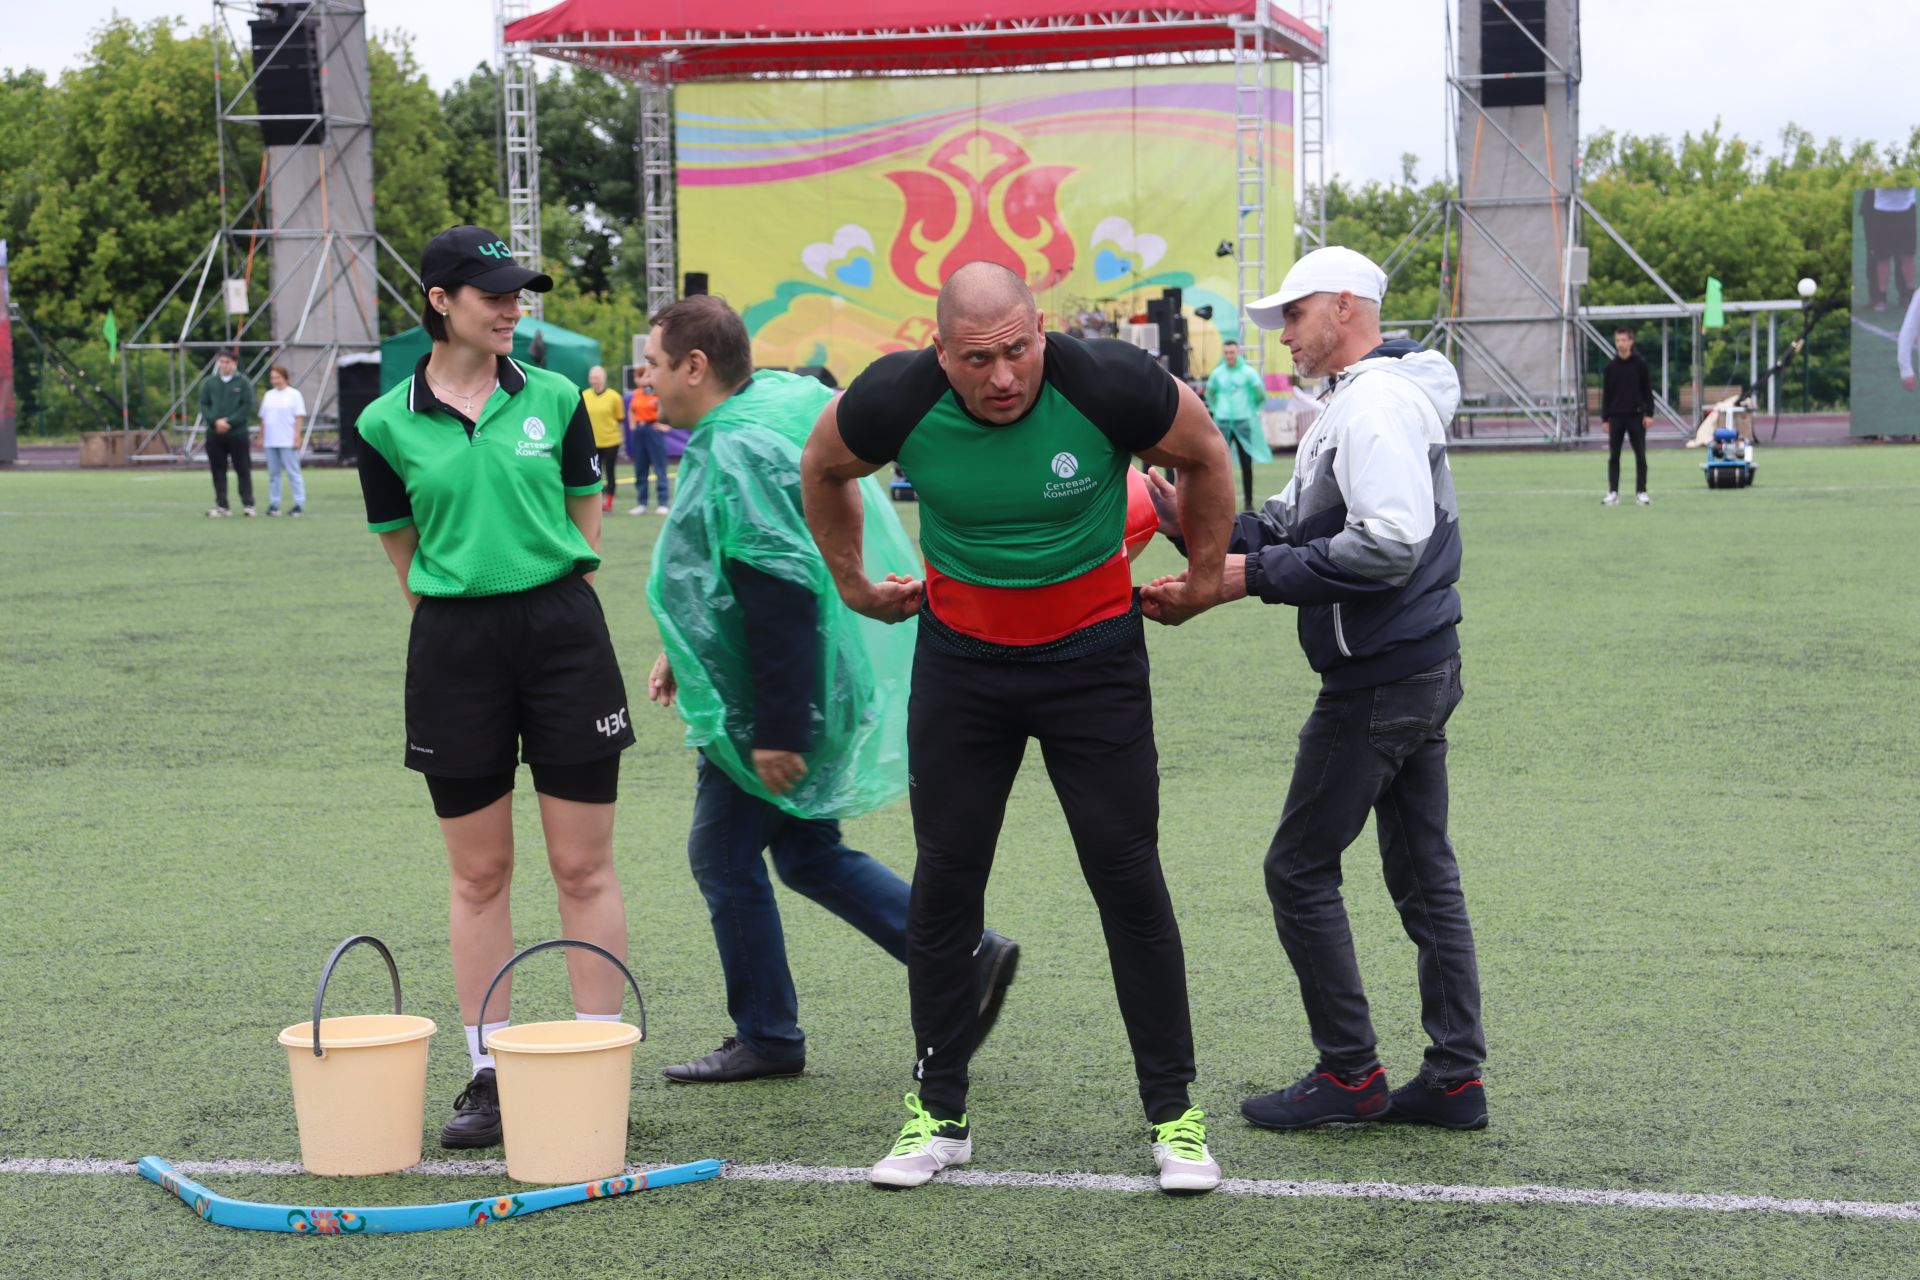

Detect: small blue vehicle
1702,424,1755,489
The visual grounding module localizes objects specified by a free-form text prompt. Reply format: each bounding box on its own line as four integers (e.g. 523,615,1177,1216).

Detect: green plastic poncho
1205,359,1273,463
645,371,919,820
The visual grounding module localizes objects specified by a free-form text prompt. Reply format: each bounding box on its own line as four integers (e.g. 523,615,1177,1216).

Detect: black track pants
207,430,253,509
1607,416,1648,494
904,621,1196,1122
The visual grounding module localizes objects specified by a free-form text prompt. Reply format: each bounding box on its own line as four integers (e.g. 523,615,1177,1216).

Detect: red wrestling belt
924,552,1134,646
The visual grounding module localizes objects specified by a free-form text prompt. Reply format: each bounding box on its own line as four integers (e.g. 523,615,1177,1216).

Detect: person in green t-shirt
801,261,1236,1194
353,225,637,1152
198,348,256,516
1204,339,1272,509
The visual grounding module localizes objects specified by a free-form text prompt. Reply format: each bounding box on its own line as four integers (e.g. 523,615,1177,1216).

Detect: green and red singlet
836,332,1179,653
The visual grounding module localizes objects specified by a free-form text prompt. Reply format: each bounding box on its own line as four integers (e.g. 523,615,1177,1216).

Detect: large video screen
1851,187,1920,435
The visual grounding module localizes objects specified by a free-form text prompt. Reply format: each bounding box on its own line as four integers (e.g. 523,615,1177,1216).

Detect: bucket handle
310,934,403,1059
476,939,647,1054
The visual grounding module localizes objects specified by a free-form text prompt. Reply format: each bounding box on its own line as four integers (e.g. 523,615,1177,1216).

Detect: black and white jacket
1237,341,1464,691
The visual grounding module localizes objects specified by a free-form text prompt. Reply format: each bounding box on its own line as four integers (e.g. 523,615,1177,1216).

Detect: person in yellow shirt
582,365,628,512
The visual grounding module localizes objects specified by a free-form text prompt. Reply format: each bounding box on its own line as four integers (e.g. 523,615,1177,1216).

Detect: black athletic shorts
403,573,635,776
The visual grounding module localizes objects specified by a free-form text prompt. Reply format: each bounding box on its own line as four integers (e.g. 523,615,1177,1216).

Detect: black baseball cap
420,225,554,294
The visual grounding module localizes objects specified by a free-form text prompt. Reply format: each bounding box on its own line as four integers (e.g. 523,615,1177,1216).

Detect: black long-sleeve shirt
1602,352,1654,420
729,560,818,753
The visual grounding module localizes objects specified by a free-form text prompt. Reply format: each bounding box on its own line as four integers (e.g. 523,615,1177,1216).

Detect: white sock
465,1021,508,1075
575,1010,623,1022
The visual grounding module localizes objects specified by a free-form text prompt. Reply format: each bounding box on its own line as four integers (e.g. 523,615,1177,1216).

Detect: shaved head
936,261,1037,340
931,261,1047,423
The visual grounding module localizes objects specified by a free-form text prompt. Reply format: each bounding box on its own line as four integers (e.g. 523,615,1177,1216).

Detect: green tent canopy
379,317,603,394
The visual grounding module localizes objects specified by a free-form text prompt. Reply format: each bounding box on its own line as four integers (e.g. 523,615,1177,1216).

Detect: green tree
1,19,255,434
367,32,455,331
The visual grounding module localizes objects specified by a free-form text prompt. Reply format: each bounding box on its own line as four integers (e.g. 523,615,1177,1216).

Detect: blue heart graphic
1095,249,1135,281
834,258,873,288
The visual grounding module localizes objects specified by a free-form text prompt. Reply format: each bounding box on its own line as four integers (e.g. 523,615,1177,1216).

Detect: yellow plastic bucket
278,936,436,1176
477,940,648,1185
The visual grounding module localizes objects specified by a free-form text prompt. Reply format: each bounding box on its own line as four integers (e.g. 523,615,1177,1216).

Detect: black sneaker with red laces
1386,1076,1488,1130
1241,1064,1392,1130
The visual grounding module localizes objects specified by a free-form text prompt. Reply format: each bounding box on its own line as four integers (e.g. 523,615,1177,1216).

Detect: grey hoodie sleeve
1248,379,1438,605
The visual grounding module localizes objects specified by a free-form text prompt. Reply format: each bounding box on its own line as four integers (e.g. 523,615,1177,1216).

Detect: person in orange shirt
627,375,670,514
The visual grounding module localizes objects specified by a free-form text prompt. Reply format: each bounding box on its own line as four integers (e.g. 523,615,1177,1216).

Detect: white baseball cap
1246,246,1389,331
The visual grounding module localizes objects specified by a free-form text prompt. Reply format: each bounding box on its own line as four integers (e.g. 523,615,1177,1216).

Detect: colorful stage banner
677,65,1293,383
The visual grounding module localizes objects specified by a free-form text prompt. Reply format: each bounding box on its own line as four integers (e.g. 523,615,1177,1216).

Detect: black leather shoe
1387,1076,1488,1130
661,1036,805,1083
972,930,1019,1051
439,1068,502,1148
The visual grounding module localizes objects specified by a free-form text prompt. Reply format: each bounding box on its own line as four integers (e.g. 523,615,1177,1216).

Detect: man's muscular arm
800,396,923,624
1139,379,1234,625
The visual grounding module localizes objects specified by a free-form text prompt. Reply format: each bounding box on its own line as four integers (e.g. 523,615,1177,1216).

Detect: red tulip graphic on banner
886,128,1076,297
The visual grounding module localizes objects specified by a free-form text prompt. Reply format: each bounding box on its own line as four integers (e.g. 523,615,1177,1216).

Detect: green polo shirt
355,354,605,597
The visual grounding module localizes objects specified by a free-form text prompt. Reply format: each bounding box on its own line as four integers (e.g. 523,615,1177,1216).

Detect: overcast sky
10,1,1913,184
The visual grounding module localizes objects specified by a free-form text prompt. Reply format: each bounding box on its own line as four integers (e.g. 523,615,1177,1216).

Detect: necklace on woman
426,367,497,417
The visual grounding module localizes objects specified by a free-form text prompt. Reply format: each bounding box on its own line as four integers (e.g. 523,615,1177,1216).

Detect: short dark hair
268,363,291,383
651,294,753,389
422,285,469,343
1614,326,1635,339
216,347,239,362
1223,339,1240,348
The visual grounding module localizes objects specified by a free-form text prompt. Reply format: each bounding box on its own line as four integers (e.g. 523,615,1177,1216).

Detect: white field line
4,1157,1915,1222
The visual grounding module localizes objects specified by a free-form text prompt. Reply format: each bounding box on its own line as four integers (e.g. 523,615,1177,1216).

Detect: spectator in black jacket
1602,328,1655,506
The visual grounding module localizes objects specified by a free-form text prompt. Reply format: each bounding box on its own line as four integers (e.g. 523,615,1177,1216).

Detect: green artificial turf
1,448,1916,1277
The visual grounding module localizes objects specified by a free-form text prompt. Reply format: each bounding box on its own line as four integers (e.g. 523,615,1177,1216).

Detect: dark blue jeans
1263,653,1485,1084
687,755,909,1061
629,428,670,505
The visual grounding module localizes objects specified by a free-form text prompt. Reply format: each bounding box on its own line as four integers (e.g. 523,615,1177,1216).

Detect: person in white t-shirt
259,364,308,517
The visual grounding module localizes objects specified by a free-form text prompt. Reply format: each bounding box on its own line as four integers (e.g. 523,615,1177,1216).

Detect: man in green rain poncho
642,296,1019,1083
1205,339,1272,510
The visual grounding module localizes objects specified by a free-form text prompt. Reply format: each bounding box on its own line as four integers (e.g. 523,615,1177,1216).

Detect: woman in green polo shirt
353,226,637,1149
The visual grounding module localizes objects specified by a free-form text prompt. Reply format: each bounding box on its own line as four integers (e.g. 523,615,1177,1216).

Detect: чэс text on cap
421,225,554,295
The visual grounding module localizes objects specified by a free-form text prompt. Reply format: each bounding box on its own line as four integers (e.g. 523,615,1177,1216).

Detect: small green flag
1703,277,1724,329
102,309,118,358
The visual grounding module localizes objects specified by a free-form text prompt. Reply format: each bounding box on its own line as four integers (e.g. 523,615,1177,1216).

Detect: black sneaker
265,506,280,517
1241,1064,1392,1130
661,1036,805,1083
439,1068,502,1148
290,505,303,518
1387,1076,1488,1130
972,930,1019,1051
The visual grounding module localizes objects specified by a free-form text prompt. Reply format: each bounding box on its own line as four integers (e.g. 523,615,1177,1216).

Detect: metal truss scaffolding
1294,0,1328,249
499,0,544,320
638,62,677,321
502,4,1326,342
119,0,420,461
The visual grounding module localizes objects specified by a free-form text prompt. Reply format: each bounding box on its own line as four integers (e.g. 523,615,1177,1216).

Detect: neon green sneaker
869,1093,971,1188
1150,1107,1221,1193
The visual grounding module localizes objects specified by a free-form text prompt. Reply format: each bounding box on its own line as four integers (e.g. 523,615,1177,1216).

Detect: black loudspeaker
1146,291,1190,380
249,6,325,145
683,272,709,296
1480,0,1547,108
336,357,381,463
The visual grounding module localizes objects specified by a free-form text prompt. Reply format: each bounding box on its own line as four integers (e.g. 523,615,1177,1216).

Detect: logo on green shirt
1050,451,1079,478
522,417,547,441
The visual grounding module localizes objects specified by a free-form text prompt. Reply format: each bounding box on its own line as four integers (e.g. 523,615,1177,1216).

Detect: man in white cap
1146,245,1487,1131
